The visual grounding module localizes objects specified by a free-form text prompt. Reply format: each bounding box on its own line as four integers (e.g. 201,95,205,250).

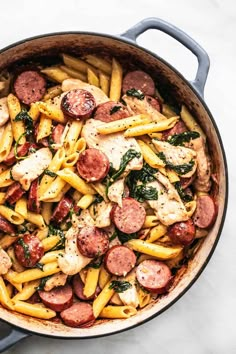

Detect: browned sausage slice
27,179,41,213
50,196,73,223
5,182,25,205
73,274,100,301
136,260,172,294
162,120,187,141
76,148,110,182
14,71,46,105
111,197,146,234
60,302,95,328
0,216,16,234
93,101,130,122
193,195,217,229
51,124,65,145
145,95,161,112
4,142,30,166
38,284,73,312
14,234,44,267
77,226,109,258
122,70,155,96
61,89,96,119
168,219,195,246
105,245,136,276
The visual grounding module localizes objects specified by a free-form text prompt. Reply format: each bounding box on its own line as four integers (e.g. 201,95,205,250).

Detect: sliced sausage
76,148,110,182
179,176,195,189
73,274,100,301
14,234,44,268
77,226,109,258
61,89,96,119
162,120,187,141
136,260,172,294
51,196,73,223
168,219,195,246
93,101,130,123
122,70,155,96
14,71,46,105
111,197,146,234
5,182,25,205
38,284,73,312
105,245,136,276
145,95,161,112
193,194,217,229
0,216,16,234
51,124,65,145
27,178,41,213
4,142,30,166
60,302,95,328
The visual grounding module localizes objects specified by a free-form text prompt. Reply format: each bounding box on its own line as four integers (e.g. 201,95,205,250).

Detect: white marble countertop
0,0,235,353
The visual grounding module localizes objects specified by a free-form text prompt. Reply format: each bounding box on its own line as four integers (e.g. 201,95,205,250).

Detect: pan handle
0,327,29,353
120,17,210,98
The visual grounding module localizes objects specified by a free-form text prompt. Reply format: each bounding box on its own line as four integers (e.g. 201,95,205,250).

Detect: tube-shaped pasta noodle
7,94,26,143
91,182,109,202
0,235,20,249
0,169,14,188
41,202,53,225
142,215,159,229
109,58,122,101
13,301,56,319
0,276,14,310
146,223,167,243
99,72,110,96
15,197,27,219
0,205,24,225
93,279,116,318
12,262,60,283
181,105,206,139
79,269,87,284
28,103,40,121
36,114,52,141
41,67,70,83
166,168,180,183
43,183,70,203
12,280,40,302
33,227,49,241
87,68,100,87
41,235,61,252
137,287,152,308
57,168,96,195
124,116,179,137
3,270,22,292
7,246,25,273
137,140,165,168
43,85,62,101
185,200,197,217
0,122,14,163
40,250,65,264
99,305,137,319
39,176,67,201
62,152,79,168
62,54,95,74
98,265,111,290
37,101,67,123
97,114,151,135
0,192,5,204
85,55,112,75
60,65,87,82
83,267,101,298
77,194,95,209
25,211,46,229
73,137,86,154
6,283,13,298
39,148,65,196
64,121,83,155
0,163,7,174
126,239,183,260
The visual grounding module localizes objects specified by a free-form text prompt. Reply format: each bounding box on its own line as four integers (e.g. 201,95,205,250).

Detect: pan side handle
120,17,210,98
0,327,29,353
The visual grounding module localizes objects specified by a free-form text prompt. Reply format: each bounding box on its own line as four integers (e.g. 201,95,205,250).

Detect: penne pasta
37,101,67,123
36,114,52,141
137,139,165,168
28,103,40,121
64,121,83,155
98,265,111,290
0,192,5,204
99,72,110,96
0,122,14,163
97,114,151,135
126,239,183,260
33,227,49,241
185,200,197,217
99,305,137,319
41,66,71,83
0,235,20,249
41,235,61,252
146,223,167,243
91,182,109,202
25,211,46,229
3,270,22,292
87,68,100,87
7,246,25,273
13,301,56,319
142,215,159,229
43,85,62,101
83,267,101,298
0,276,14,310
62,54,95,74
0,168,14,187
137,287,152,308
180,105,206,139
109,58,122,102
12,280,40,302
60,65,87,82
84,55,112,75
12,261,60,283
7,94,26,143
39,176,67,201
40,250,65,264
6,283,13,298
57,168,96,195
124,116,179,137
41,202,53,225
15,197,28,218
166,168,180,183
93,278,116,318
73,137,86,154
77,194,95,209
0,205,24,225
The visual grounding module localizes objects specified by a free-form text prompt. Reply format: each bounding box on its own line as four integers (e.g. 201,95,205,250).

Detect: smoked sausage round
105,245,136,276
61,89,96,119
14,234,44,268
